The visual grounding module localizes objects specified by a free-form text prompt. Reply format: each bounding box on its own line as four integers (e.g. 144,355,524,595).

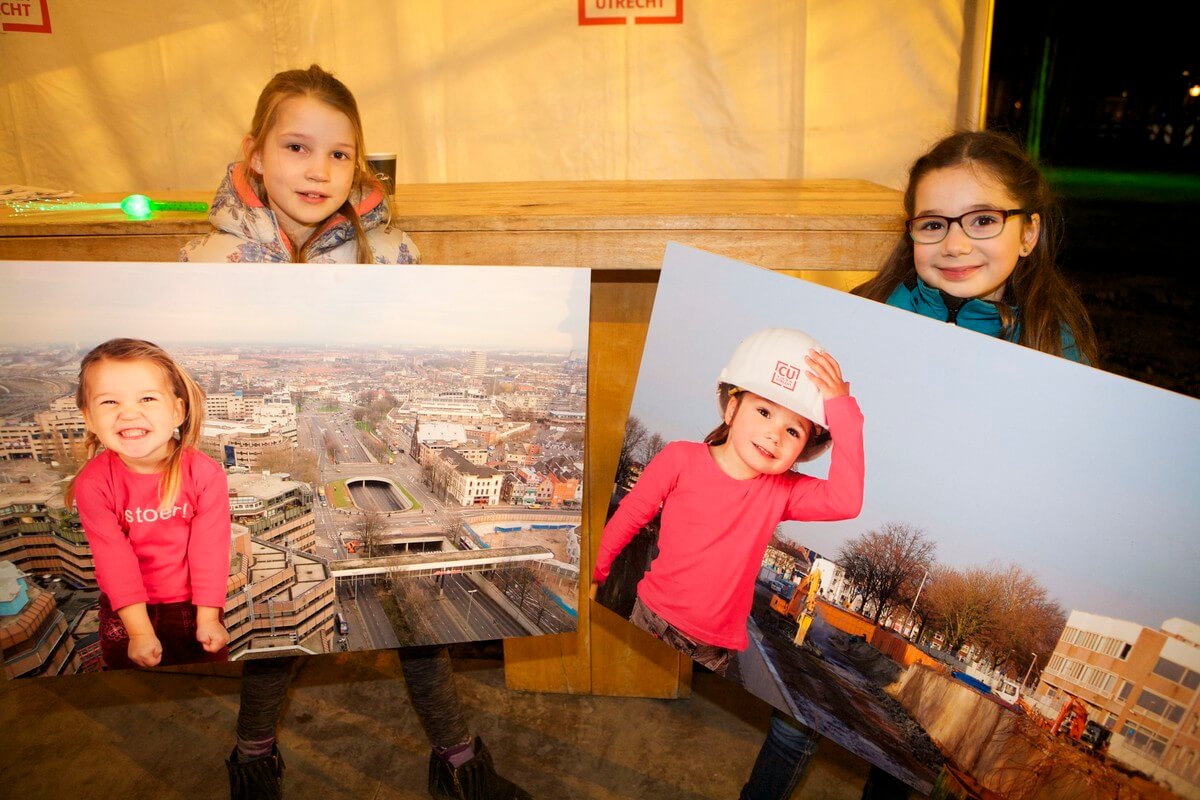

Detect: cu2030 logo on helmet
772,360,801,392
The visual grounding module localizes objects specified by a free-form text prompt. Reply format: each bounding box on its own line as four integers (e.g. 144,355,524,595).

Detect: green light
120,194,153,220
8,196,207,218
118,195,208,219
147,199,209,213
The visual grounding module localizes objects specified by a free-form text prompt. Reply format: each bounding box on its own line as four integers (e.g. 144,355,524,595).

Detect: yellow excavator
768,568,822,646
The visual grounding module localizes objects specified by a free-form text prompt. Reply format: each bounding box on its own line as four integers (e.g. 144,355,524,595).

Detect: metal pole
900,569,929,639
1023,652,1038,688
466,588,478,624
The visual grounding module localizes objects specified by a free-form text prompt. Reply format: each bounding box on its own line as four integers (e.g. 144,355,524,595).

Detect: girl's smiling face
81,359,185,473
912,165,1041,302
712,391,813,480
248,95,358,249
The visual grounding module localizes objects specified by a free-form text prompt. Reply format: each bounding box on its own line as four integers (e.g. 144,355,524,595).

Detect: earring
173,427,181,441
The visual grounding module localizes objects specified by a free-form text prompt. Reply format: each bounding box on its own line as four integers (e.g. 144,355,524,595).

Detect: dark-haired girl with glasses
855,129,1097,364
740,130,1097,799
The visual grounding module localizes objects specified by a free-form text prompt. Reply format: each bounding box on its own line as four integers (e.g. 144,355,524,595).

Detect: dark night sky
984,2,1199,396
988,1,1200,172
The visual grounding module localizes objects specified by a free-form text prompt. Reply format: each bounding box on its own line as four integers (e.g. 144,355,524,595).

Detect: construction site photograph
0,260,588,676
595,246,1200,798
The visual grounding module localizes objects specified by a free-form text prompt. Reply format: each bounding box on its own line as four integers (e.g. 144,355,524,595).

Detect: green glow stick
6,194,207,219
119,194,209,219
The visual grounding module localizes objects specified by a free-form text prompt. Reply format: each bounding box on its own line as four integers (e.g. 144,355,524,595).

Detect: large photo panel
594,244,1200,795
0,261,588,677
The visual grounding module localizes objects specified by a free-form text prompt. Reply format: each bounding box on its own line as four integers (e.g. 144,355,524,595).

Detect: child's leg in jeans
236,656,299,761
739,710,821,800
407,644,532,799
237,648,467,758
400,645,472,762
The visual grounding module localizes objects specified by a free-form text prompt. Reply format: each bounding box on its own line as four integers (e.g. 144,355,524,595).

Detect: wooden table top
0,180,901,237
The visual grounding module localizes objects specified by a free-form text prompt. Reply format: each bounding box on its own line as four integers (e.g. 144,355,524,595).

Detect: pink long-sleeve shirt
74,448,232,610
594,396,865,650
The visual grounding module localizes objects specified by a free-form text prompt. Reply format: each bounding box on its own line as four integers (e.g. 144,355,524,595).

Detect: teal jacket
885,277,1083,363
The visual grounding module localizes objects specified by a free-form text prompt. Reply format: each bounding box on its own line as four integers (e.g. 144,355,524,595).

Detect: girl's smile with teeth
81,359,185,474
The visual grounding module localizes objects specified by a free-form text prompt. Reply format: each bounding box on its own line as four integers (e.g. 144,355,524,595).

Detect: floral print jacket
180,162,418,264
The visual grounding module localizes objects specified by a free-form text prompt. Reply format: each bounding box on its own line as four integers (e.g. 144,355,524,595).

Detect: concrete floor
2,649,881,799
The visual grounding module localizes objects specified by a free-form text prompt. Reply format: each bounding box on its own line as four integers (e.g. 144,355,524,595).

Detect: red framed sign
578,0,683,26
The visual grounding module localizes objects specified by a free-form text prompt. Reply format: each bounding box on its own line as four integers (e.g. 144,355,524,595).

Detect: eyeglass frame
905,208,1029,244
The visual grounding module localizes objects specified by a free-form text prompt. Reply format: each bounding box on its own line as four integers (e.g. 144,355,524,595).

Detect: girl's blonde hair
242,64,379,263
65,338,207,511
854,130,1097,364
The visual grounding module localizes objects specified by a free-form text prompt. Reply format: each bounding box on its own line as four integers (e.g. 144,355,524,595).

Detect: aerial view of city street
0,261,588,676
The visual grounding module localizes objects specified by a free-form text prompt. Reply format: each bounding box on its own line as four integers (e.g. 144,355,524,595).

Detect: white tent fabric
1,0,991,193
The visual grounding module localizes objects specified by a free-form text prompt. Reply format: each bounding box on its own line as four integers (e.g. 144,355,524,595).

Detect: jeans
740,710,821,800
238,644,469,749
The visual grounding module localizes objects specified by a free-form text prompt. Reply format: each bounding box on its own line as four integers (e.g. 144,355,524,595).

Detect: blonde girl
67,338,230,670
187,65,526,800
181,64,416,265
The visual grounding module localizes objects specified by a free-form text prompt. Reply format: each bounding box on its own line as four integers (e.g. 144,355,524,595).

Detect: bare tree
976,564,1065,675
363,434,387,461
359,511,386,559
257,445,319,485
324,430,340,463
838,522,936,625
384,574,438,646
366,396,397,427
615,415,648,489
922,562,1065,675
922,566,996,653
643,432,667,464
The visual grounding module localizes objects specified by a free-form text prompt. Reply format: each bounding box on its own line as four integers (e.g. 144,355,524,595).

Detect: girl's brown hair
242,64,379,263
853,130,1097,364
65,338,207,511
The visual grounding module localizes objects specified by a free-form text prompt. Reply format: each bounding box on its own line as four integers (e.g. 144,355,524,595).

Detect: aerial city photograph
0,261,590,674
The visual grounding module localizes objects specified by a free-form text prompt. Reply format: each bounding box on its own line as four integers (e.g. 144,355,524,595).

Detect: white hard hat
718,328,826,429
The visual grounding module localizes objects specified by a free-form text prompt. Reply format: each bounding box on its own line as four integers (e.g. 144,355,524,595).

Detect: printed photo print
593,244,1200,797
0,260,588,676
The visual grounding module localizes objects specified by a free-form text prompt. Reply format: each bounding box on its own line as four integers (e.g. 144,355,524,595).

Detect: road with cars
297,406,547,649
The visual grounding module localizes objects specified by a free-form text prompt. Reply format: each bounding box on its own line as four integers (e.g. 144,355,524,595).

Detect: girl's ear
171,396,186,429
1021,212,1042,256
723,394,740,426
243,135,262,173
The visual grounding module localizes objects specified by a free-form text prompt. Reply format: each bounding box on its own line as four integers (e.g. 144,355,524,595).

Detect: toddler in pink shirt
593,328,865,674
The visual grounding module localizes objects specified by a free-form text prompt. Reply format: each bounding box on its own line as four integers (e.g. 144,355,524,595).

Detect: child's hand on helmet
805,350,850,399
